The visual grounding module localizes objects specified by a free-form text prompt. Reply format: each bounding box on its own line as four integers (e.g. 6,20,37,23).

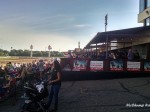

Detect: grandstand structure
84,26,150,59
84,0,150,59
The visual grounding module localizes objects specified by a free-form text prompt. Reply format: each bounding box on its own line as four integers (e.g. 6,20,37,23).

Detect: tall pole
48,45,52,57
30,44,33,57
105,14,108,59
78,41,80,49
105,14,108,32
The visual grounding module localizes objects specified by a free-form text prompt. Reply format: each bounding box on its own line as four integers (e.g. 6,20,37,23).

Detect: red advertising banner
72,59,88,71
110,60,123,71
127,61,141,71
90,61,103,71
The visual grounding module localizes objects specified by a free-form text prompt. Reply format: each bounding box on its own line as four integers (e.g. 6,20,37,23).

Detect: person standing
46,60,61,112
134,50,140,59
38,59,45,79
127,49,134,60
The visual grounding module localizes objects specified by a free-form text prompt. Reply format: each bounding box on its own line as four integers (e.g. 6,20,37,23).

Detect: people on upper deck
127,49,134,60
133,50,140,60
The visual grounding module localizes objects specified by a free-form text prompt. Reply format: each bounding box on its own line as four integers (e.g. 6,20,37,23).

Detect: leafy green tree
0,49,9,56
0,48,64,57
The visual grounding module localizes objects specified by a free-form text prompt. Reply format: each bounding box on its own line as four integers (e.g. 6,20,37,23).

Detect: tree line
0,49,64,57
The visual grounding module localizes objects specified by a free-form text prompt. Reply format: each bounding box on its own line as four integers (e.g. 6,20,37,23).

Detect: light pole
105,14,108,59
48,45,52,57
105,14,108,32
30,44,33,57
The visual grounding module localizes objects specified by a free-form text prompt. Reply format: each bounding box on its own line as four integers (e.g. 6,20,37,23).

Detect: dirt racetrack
0,57,52,66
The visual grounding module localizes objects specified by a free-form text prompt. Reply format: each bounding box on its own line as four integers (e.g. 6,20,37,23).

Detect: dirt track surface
0,57,40,66
1,77,150,112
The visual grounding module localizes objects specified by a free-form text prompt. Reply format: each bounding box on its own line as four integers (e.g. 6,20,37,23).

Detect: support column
147,43,150,59
96,43,97,58
106,35,108,59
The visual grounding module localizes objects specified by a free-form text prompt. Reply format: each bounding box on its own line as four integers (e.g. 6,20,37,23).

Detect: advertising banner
90,61,103,71
72,59,88,71
144,62,150,71
127,61,141,71
110,60,123,71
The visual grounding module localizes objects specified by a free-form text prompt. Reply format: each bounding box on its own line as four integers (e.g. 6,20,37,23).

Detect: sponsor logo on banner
90,61,103,71
127,61,141,71
110,60,123,71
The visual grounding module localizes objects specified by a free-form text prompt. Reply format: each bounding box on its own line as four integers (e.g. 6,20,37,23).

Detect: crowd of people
68,48,141,60
0,60,44,102
0,58,62,111
0,48,142,111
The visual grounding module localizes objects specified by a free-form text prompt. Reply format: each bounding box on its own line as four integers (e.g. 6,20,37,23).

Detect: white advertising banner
90,61,103,71
127,61,141,71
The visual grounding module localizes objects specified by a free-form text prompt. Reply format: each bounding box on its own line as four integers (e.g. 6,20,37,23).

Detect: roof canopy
84,26,150,49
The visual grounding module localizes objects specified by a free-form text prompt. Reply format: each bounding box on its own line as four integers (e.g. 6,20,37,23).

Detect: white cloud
74,24,91,28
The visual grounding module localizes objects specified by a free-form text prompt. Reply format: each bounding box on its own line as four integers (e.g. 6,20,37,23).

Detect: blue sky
0,0,142,51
